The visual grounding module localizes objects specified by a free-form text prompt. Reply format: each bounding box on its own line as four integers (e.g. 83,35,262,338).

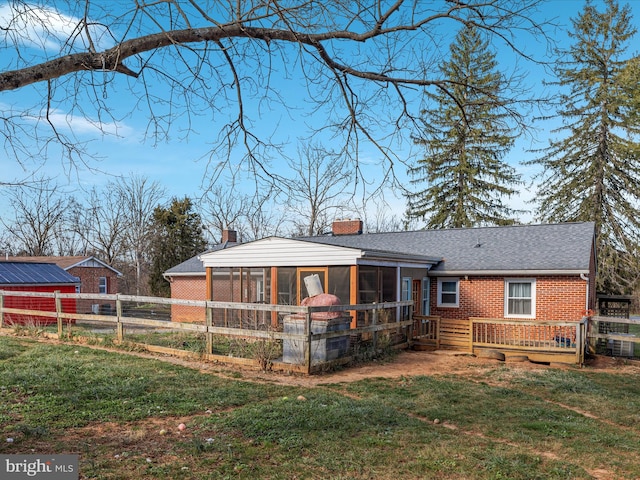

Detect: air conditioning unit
608,334,635,358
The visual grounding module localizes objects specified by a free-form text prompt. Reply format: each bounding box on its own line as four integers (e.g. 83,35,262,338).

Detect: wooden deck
413,315,587,364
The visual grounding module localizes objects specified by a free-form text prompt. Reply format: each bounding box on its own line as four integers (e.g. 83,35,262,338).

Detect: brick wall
68,266,118,294
430,275,589,321
170,276,207,322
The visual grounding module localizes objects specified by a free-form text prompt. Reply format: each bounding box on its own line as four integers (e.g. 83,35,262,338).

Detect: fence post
576,320,585,365
55,290,63,339
305,308,312,374
116,294,123,342
206,304,213,355
0,291,4,329
407,304,414,342
372,307,378,350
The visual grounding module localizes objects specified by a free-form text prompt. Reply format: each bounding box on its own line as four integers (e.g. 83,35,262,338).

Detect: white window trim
422,277,430,315
401,277,411,301
256,279,265,302
504,278,536,319
99,276,107,295
437,278,459,308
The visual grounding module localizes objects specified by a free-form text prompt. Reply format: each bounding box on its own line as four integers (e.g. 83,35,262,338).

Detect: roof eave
430,269,591,276
163,272,205,279
66,257,123,276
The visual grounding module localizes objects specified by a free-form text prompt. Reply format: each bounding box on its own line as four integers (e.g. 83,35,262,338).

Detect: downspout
580,274,590,313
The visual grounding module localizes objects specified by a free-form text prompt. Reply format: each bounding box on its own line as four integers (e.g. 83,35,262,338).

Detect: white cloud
0,103,135,139
37,108,134,138
0,3,111,53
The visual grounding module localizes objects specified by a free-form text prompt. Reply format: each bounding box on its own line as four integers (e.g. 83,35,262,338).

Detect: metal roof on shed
0,262,80,285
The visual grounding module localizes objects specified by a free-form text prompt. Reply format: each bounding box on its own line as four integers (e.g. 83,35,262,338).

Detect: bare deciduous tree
0,179,71,255
284,143,354,236
0,1,548,188
115,174,166,296
201,174,285,243
201,181,252,244
77,184,129,265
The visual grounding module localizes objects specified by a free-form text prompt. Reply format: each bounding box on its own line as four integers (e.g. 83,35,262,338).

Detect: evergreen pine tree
405,24,521,228
527,0,640,294
149,197,207,297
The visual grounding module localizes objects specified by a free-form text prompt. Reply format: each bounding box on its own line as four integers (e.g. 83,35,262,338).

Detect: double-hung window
505,279,535,318
99,277,107,295
437,278,459,308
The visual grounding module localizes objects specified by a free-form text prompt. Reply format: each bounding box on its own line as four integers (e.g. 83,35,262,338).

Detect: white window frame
401,277,411,302
437,278,459,308
504,278,536,319
401,277,411,317
256,279,265,302
99,276,107,295
422,277,430,315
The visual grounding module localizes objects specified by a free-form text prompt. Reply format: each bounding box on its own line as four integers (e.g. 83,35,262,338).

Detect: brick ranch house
168,221,595,331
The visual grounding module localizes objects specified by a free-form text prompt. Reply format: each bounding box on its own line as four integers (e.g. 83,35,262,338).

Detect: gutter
430,270,591,277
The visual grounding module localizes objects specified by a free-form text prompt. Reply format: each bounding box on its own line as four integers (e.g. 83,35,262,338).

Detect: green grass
2,335,640,479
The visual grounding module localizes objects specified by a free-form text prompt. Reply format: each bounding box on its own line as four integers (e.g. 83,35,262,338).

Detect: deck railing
412,315,440,348
470,317,587,364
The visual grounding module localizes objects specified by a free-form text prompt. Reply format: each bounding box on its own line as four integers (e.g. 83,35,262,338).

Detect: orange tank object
300,293,342,319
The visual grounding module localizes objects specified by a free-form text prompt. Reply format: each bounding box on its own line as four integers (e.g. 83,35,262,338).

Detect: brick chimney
222,229,237,243
332,219,363,236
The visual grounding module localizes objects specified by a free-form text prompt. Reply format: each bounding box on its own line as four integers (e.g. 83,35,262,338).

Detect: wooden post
0,291,4,329
576,320,584,365
349,265,358,329
55,290,63,339
270,266,279,327
206,304,213,355
305,308,312,374
372,307,378,350
407,304,413,342
116,294,123,342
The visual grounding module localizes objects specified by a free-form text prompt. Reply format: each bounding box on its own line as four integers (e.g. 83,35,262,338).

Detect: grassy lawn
1,335,640,479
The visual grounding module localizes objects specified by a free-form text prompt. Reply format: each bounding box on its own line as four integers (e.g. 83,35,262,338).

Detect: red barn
0,262,80,326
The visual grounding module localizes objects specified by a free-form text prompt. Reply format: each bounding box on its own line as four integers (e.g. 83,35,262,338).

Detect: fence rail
587,315,640,358
0,289,413,374
1,289,612,368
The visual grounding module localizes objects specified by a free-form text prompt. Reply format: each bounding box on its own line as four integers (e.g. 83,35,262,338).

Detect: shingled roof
302,222,595,274
164,242,237,277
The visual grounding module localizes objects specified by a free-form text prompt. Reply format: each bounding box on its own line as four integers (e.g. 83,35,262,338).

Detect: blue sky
1,0,639,227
